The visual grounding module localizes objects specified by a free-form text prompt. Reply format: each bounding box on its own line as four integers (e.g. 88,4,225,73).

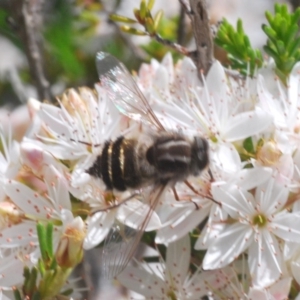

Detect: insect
90,52,211,278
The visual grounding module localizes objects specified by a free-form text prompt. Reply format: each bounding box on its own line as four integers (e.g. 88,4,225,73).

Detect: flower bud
55,217,86,268
257,140,281,166
0,201,23,230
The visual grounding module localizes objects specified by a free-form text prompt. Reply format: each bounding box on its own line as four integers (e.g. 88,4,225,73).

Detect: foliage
262,3,300,83
215,4,300,82
214,19,263,77
14,223,74,300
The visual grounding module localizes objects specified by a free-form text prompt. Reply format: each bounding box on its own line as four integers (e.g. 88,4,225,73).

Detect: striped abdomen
87,136,142,191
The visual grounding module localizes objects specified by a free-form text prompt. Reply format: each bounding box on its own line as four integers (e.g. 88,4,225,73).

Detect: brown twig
188,0,213,77
177,3,187,44
152,33,190,56
179,0,192,18
9,0,53,102
290,0,300,11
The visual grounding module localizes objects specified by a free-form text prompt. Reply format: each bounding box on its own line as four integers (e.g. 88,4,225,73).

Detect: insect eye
193,137,209,169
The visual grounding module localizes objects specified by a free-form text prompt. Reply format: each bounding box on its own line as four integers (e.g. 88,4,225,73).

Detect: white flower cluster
1,52,300,299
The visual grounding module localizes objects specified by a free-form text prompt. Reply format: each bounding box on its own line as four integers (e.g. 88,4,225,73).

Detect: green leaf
153,10,163,30
243,137,255,154
120,25,147,35
110,14,137,24
24,267,38,297
13,289,22,300
145,16,155,34
140,0,147,20
214,18,262,76
46,223,54,259
37,223,48,262
147,0,155,10
262,3,300,83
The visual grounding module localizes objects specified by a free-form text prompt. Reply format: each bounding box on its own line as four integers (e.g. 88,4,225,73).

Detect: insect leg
172,187,180,201
184,180,221,207
90,191,140,215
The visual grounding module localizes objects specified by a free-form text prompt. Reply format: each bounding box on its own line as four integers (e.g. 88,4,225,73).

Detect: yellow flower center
167,290,177,300
252,213,267,227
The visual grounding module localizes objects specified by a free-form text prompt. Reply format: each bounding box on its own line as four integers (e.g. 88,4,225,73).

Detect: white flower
138,54,273,163
0,165,73,254
247,277,292,300
118,234,238,299
155,181,213,244
202,176,300,288
0,127,21,201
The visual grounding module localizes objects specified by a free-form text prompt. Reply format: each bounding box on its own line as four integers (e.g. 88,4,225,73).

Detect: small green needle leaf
120,25,147,36
110,14,137,24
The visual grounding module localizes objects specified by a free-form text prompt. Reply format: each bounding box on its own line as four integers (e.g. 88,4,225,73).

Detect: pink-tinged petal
165,235,190,285
155,202,210,244
117,265,165,298
203,223,253,269
116,200,161,232
271,211,300,242
269,277,292,300
223,108,273,141
21,137,85,171
247,288,268,300
4,180,51,218
248,230,283,288
27,97,41,117
84,211,114,249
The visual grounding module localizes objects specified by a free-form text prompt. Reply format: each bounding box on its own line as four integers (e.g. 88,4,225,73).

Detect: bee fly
91,52,213,278
86,133,209,193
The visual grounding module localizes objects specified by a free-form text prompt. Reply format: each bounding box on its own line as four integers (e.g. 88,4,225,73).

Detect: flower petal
223,108,273,141
248,230,283,288
203,223,253,269
117,200,161,232
271,211,300,242
165,235,190,286
84,211,114,249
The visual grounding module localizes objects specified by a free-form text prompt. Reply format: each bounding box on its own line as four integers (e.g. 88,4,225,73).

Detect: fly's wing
96,52,165,131
102,184,166,279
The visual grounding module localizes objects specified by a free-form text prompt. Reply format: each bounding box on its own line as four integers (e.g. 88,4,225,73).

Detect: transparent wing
96,52,165,131
102,184,166,279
